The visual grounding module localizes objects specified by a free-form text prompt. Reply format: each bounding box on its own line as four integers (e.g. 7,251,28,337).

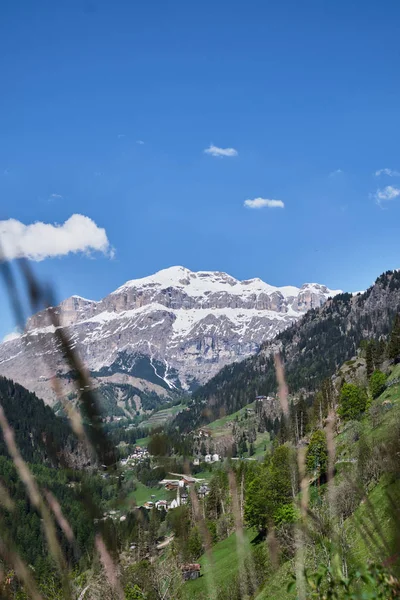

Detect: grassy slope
255,561,295,600
192,469,214,482
135,436,151,447
254,479,400,600
345,478,400,566
182,530,257,599
343,363,400,565
141,403,186,428
128,482,167,506
204,401,271,458
253,431,270,457
206,403,255,434
256,363,400,600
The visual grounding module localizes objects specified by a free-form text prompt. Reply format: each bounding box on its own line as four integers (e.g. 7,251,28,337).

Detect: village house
198,484,210,499
166,482,179,491
205,453,220,463
198,429,210,438
100,509,121,521
161,479,180,491
169,498,179,509
181,475,197,486
181,564,201,581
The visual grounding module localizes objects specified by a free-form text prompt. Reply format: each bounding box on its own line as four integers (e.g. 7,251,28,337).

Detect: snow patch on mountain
115,266,341,300
0,266,341,406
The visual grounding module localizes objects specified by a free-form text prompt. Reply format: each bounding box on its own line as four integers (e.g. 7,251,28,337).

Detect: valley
0,269,399,599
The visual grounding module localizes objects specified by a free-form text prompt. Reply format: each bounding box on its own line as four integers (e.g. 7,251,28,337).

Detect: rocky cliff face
0,266,340,408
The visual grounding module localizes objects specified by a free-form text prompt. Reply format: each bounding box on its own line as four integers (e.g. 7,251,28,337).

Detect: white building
198,484,210,499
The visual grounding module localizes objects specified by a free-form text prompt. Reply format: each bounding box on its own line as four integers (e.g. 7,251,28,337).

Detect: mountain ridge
174,269,400,431
0,266,341,411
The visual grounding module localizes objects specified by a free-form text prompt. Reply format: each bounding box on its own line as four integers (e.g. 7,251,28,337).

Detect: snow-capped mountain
0,266,341,410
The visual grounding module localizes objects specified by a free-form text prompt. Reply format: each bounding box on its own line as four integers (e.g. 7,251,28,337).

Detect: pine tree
372,339,383,369
306,429,328,474
187,526,203,560
239,437,248,455
278,415,289,444
366,342,374,377
388,314,400,360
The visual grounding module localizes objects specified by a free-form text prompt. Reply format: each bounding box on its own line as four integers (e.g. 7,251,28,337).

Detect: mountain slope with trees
0,376,82,466
175,270,400,431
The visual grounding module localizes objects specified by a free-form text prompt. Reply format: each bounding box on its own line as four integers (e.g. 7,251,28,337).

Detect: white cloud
117,134,126,139
329,169,343,177
49,193,63,200
244,197,285,209
0,214,113,261
136,140,144,145
374,185,400,205
204,144,238,158
375,168,400,177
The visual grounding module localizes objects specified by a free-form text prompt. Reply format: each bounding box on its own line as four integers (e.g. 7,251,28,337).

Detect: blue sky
1,0,400,337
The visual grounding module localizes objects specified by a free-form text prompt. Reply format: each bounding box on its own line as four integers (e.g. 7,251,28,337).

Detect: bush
275,522,297,560
338,383,368,421
334,478,360,519
369,370,387,399
357,437,386,487
125,584,146,599
274,503,298,526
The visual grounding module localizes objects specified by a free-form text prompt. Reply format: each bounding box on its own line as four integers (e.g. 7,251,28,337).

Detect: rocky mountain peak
0,266,341,409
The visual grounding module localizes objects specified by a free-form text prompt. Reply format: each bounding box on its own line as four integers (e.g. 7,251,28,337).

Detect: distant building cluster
194,429,210,440
193,453,220,465
140,475,211,512
119,445,149,466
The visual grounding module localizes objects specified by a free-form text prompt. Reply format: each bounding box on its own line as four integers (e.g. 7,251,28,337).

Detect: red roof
181,563,201,571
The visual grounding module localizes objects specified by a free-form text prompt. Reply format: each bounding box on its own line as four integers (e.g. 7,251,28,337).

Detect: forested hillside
0,376,80,466
176,270,400,431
